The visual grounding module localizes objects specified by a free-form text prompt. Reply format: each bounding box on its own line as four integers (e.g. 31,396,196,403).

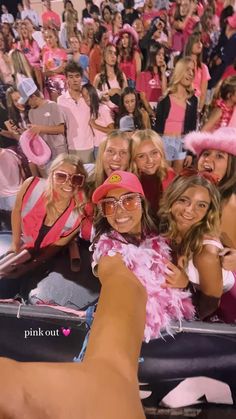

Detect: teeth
110,165,120,170
203,165,212,172
115,218,130,223
63,188,72,192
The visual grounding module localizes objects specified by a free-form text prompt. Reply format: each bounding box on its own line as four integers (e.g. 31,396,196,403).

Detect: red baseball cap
92,171,144,203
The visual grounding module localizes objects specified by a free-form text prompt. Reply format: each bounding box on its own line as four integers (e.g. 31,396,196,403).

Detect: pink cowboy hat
20,130,51,165
184,127,236,157
115,24,139,45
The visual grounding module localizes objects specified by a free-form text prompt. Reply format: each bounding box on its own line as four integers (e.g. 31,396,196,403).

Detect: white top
1,13,14,24
186,239,235,293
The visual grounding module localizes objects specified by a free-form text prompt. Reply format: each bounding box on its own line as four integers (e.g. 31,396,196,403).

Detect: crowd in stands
1,0,236,329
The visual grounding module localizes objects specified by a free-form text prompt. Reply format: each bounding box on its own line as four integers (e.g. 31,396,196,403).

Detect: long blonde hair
93,130,133,188
131,129,168,181
45,153,88,216
9,49,34,79
166,56,195,97
159,174,221,261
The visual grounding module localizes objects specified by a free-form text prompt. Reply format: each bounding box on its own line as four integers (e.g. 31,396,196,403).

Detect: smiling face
106,188,142,235
123,93,136,115
102,138,130,177
197,149,229,181
52,162,78,200
180,60,195,88
11,91,25,112
134,139,162,175
171,185,211,234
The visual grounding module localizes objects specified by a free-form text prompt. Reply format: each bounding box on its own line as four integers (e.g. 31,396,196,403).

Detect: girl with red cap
92,170,194,343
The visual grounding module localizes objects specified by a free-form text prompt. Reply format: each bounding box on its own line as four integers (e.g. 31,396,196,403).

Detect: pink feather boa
92,232,195,342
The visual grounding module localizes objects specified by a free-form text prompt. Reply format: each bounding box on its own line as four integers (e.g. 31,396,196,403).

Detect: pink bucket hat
227,12,236,29
92,171,144,203
20,130,52,165
184,127,236,157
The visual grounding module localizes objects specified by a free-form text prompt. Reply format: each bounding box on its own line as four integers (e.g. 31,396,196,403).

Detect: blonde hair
9,49,33,79
93,130,133,188
45,153,88,216
166,56,195,97
159,174,221,262
131,129,168,181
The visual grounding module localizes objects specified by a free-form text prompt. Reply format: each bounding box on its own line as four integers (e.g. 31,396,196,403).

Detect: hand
9,242,21,253
101,91,110,102
163,257,189,289
89,118,96,129
27,124,42,135
160,63,166,74
219,248,236,271
183,155,193,167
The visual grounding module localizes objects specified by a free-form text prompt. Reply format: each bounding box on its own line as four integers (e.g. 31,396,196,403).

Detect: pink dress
92,231,194,342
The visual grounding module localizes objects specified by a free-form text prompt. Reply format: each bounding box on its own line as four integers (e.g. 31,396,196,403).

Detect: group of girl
5,124,236,343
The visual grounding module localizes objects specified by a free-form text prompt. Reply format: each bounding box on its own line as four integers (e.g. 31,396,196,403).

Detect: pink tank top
164,96,186,135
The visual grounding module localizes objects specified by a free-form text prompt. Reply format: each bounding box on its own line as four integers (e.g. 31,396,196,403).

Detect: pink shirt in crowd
57,91,94,151
17,40,41,67
193,63,211,97
41,10,61,28
136,71,162,102
92,104,114,147
164,96,185,135
0,149,23,197
43,47,67,80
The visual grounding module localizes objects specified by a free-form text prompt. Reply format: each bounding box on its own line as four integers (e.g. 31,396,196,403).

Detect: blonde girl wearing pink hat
184,127,236,322
92,170,194,342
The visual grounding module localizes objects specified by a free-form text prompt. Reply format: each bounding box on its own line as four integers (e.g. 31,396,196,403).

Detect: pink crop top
164,97,186,135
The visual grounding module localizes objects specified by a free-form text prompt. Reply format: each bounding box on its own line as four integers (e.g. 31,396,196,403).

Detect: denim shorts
161,135,186,161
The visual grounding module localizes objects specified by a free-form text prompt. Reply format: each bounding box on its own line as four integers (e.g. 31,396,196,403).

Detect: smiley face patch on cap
108,174,122,183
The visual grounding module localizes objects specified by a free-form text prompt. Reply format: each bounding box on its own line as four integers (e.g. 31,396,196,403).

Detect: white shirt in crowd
21,8,40,28
1,13,14,24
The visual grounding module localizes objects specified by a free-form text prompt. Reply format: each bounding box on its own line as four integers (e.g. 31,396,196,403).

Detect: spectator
82,0,100,20
102,5,113,31
21,0,40,29
1,22,15,51
116,87,151,129
62,0,78,23
82,83,114,157
17,78,67,177
111,11,123,37
116,24,141,88
155,57,198,173
131,129,175,212
202,76,236,131
136,42,167,108
10,153,91,253
92,130,133,188
89,26,108,83
23,17,46,50
121,0,139,26
94,43,127,107
59,9,81,50
80,18,95,55
69,35,89,83
43,28,67,102
57,61,94,163
42,0,61,30
184,33,211,112
9,49,36,85
1,5,14,24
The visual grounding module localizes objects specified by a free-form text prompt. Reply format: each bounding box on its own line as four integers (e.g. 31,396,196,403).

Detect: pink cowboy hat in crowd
115,24,139,45
20,130,51,166
92,170,144,203
184,127,236,157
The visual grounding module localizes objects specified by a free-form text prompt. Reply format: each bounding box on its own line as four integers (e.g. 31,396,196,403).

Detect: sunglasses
179,167,219,184
98,193,142,217
53,171,85,187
